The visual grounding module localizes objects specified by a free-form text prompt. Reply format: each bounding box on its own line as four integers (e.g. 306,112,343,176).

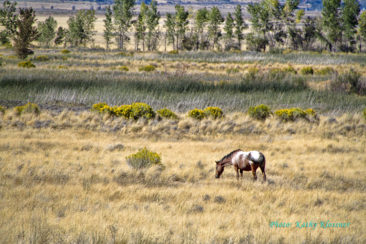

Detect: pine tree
104,5,114,50
359,11,366,52
54,26,66,46
37,16,57,47
0,0,17,45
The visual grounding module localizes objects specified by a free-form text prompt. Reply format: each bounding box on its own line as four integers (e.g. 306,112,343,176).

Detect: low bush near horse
248,104,272,120
204,107,224,119
126,147,162,169
157,108,178,120
188,109,206,120
14,102,40,116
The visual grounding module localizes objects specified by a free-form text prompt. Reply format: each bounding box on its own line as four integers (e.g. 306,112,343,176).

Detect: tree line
1,0,366,59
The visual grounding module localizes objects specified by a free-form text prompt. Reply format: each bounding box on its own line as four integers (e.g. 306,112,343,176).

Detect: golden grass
0,110,365,243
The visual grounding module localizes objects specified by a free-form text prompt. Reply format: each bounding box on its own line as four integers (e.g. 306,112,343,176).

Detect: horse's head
215,160,224,178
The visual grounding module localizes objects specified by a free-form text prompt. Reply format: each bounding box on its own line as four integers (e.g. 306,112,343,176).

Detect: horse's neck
222,158,234,167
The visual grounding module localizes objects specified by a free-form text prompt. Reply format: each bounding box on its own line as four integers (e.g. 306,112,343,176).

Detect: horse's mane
219,149,241,162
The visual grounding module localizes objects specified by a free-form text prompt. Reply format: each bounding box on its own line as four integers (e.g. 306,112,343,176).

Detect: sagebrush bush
113,105,132,119
18,60,35,68
188,109,206,120
14,102,40,115
130,102,155,120
274,108,317,122
157,108,178,120
34,55,50,61
248,104,272,120
300,66,314,75
315,67,335,75
61,49,70,54
139,65,156,72
330,69,364,95
204,107,223,119
119,66,129,72
126,147,162,169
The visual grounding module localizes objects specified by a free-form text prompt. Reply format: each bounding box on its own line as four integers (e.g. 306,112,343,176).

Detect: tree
13,8,38,59
146,0,160,51
37,16,57,47
164,13,175,50
359,11,366,52
0,0,17,45
233,5,247,50
113,0,135,50
223,13,234,49
174,5,189,50
135,2,148,51
67,10,96,47
342,0,360,51
322,0,342,51
208,7,223,50
247,1,271,51
104,5,114,50
54,26,66,46
194,8,209,50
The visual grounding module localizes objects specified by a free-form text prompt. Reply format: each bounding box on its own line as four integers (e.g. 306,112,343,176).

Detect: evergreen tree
114,0,135,50
54,26,66,46
13,8,38,59
0,0,17,45
104,5,114,50
342,0,360,51
37,16,57,47
208,7,223,50
359,11,366,52
224,13,234,49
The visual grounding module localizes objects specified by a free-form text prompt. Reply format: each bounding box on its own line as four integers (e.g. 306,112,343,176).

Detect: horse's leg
260,164,266,182
250,164,257,181
240,169,243,179
234,165,239,180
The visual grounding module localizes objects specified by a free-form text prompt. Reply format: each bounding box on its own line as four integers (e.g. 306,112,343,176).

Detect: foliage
139,65,156,72
223,13,234,45
37,16,57,47
0,0,17,45
0,105,5,114
188,108,206,120
322,0,342,51
168,50,179,54
126,147,162,170
34,55,50,61
14,102,40,115
119,66,129,72
226,67,239,74
61,49,70,54
157,108,178,120
204,107,223,119
13,8,38,59
18,60,35,68
174,5,189,50
282,65,297,74
330,69,364,95
113,105,132,119
274,108,317,122
208,7,224,50
342,0,361,51
234,4,247,49
67,10,96,47
248,104,272,120
114,0,135,50
315,67,335,75
130,102,156,120
103,5,114,50
300,66,314,75
54,27,66,46
146,0,160,51
91,102,111,113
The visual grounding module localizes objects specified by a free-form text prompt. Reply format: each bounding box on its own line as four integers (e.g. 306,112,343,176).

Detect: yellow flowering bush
248,104,272,120
188,109,206,120
274,108,316,122
92,102,111,113
157,108,178,120
126,147,162,169
204,107,224,119
113,105,132,119
14,102,40,115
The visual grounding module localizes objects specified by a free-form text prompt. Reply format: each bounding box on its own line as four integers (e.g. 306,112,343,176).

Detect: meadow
1,46,366,243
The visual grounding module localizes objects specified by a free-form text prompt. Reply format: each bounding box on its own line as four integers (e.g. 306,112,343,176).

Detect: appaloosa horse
215,149,266,181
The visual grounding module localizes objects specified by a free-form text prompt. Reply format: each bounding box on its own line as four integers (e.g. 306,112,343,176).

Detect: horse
215,149,266,181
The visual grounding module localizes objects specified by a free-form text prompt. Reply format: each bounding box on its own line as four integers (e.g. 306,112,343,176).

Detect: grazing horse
215,149,266,181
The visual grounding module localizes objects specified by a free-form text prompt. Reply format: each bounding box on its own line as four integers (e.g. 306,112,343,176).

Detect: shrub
226,68,240,74
274,108,311,122
157,108,178,120
18,60,35,68
113,105,132,119
300,66,314,75
282,65,297,74
130,102,155,120
248,104,272,120
126,147,162,169
14,102,40,115
119,66,129,72
330,69,364,95
188,109,206,120
315,67,335,75
168,50,179,54
204,107,223,119
61,49,70,54
92,102,110,113
247,67,259,76
0,105,5,114
139,65,156,72
34,55,50,61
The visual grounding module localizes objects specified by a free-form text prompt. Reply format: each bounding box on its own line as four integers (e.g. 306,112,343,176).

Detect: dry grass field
0,110,365,243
